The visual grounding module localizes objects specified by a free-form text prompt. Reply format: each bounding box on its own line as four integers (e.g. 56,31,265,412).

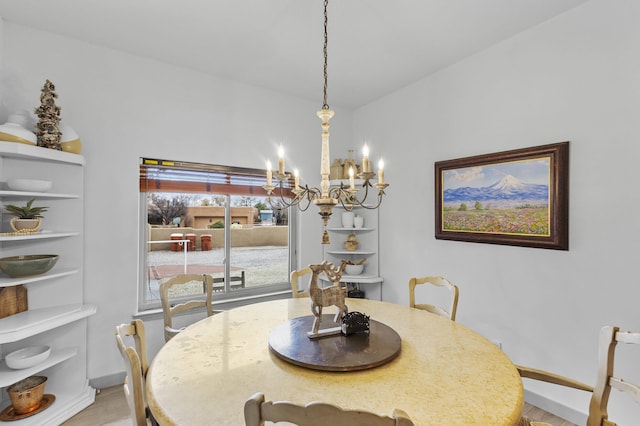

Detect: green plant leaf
4,198,48,219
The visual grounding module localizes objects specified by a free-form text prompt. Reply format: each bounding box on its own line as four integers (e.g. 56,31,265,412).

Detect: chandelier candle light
263,0,388,244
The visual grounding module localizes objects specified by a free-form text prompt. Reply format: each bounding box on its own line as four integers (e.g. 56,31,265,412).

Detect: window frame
138,158,297,312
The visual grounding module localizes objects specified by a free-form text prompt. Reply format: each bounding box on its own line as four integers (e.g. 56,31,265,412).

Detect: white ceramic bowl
5,346,51,369
344,264,364,275
60,123,82,154
7,179,53,192
0,122,36,145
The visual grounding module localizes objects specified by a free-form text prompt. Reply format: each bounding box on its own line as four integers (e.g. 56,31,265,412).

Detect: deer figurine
308,261,348,336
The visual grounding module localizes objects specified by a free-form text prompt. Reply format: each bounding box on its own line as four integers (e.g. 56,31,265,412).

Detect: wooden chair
212,270,246,291
290,267,312,298
518,325,640,426
244,392,414,426
159,273,215,342
408,276,459,321
115,319,157,426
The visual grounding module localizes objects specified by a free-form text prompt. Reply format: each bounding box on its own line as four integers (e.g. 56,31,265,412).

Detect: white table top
146,298,523,425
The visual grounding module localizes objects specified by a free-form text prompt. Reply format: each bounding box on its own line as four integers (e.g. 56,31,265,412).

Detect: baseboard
524,389,587,425
90,372,126,390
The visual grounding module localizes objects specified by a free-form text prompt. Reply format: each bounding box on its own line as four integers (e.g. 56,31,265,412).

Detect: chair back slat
609,378,640,405
245,392,413,426
615,330,640,345
408,276,459,321
160,273,215,342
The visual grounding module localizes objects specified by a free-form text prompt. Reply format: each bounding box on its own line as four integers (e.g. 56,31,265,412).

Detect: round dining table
146,298,523,425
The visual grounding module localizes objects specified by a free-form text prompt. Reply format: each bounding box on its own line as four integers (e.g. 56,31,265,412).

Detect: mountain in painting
443,175,548,202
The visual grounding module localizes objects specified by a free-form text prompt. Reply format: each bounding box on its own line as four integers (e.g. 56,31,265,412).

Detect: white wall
0,22,344,384
354,0,640,423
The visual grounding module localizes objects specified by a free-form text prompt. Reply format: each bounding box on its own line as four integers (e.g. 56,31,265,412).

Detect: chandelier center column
318,108,334,198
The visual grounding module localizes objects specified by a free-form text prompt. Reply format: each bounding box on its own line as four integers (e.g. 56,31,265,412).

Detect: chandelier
263,0,388,244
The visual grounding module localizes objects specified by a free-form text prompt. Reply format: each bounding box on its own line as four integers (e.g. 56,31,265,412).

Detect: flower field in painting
442,205,549,235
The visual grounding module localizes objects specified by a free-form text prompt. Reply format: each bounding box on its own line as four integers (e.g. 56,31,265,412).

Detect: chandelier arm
266,182,325,212
356,180,372,204
295,196,314,212
266,195,296,210
303,186,323,199
267,193,309,211
266,182,300,209
351,193,384,210
301,187,322,211
360,181,390,209
340,184,369,209
327,185,345,199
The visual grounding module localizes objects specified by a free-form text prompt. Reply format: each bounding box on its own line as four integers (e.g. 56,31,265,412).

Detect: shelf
0,304,97,343
326,251,375,256
333,204,376,209
0,346,77,387
0,268,78,288
0,190,80,199
340,275,383,283
319,274,383,284
0,231,79,242
0,381,95,425
0,142,85,166
329,178,365,186
322,196,381,300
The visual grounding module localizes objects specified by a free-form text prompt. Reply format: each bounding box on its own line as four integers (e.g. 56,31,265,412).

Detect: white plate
5,345,51,369
7,179,52,192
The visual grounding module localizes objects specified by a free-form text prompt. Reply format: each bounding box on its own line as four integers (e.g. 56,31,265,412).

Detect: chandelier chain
322,0,329,110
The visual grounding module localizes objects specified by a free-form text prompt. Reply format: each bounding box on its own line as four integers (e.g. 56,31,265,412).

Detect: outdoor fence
148,225,288,251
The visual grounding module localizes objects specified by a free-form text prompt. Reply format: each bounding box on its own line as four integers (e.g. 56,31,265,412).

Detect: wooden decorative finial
34,79,62,150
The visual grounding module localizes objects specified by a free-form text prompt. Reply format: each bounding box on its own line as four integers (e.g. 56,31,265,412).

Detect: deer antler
322,261,344,283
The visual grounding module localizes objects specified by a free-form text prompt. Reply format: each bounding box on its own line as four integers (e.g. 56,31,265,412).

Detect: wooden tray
0,394,55,421
269,314,401,371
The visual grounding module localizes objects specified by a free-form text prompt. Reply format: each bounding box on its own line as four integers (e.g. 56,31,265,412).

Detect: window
138,158,296,311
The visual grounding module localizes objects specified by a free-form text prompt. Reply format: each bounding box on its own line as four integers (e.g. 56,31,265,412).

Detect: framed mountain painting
435,142,569,250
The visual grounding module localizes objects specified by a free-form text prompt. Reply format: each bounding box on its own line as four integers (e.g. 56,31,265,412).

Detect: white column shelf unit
0,142,96,425
321,187,383,299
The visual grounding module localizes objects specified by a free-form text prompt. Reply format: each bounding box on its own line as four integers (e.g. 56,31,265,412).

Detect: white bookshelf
0,142,96,424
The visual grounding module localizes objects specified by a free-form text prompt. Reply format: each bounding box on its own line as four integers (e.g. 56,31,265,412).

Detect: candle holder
358,171,375,182
273,171,290,181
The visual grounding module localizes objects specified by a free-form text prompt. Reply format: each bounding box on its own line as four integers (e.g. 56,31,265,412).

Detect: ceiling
0,0,588,109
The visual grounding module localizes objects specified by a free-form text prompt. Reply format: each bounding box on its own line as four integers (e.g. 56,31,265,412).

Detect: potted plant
4,198,48,232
